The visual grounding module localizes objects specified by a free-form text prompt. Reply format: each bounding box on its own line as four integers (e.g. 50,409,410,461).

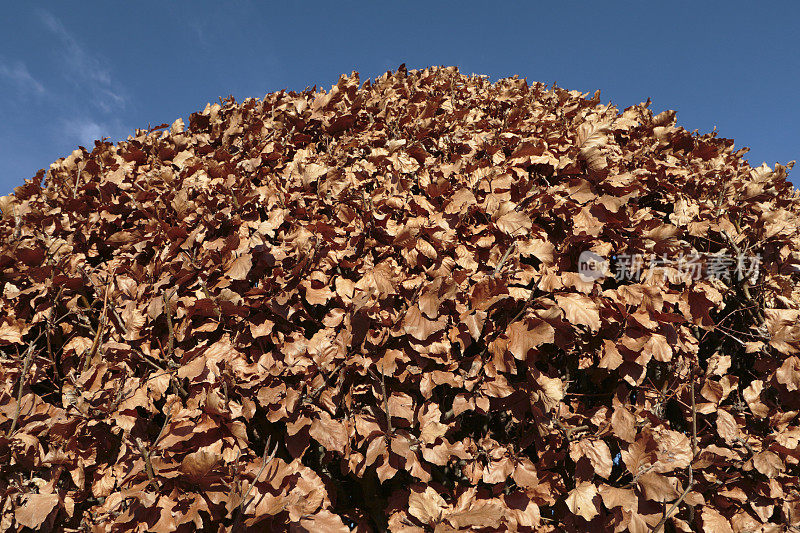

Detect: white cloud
62,118,106,148
38,9,126,112
60,117,130,149
0,61,46,95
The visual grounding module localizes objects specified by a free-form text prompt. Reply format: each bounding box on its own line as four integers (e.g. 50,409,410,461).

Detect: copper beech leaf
569,438,613,479
506,318,555,359
565,481,599,521
180,448,221,480
555,293,601,331
403,305,447,340
14,494,60,530
408,486,447,524
225,253,252,280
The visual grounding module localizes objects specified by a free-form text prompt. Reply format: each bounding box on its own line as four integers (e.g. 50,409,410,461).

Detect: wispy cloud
0,60,46,96
61,117,128,149
62,118,105,148
38,9,127,112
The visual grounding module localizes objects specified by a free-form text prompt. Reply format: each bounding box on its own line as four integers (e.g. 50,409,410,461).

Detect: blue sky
1,1,797,194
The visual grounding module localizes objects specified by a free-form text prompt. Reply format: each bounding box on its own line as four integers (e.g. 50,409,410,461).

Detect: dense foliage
1,65,799,531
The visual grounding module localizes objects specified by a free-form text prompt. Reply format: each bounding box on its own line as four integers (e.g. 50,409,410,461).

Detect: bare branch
652,465,693,533
163,288,176,360
232,437,279,529
493,240,517,277
369,363,393,440
135,437,159,491
7,338,37,436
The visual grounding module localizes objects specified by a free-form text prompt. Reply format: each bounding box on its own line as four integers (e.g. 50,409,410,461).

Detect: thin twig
72,161,86,197
714,183,728,217
507,287,537,326
153,412,172,447
652,364,699,532
554,420,590,441
691,373,697,457
381,363,391,438
735,436,757,458
163,288,176,360
46,287,64,381
108,368,129,412
652,466,693,533
169,374,188,399
84,279,110,371
239,437,277,508
720,229,763,322
232,437,278,529
621,463,658,488
369,364,393,440
136,349,170,372
79,266,127,337
7,338,37,436
135,437,159,491
135,349,187,398
713,326,747,346
700,305,760,342
493,241,517,277
305,362,346,404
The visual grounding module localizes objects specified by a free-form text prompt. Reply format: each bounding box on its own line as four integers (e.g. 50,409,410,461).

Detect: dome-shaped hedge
1,65,799,532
